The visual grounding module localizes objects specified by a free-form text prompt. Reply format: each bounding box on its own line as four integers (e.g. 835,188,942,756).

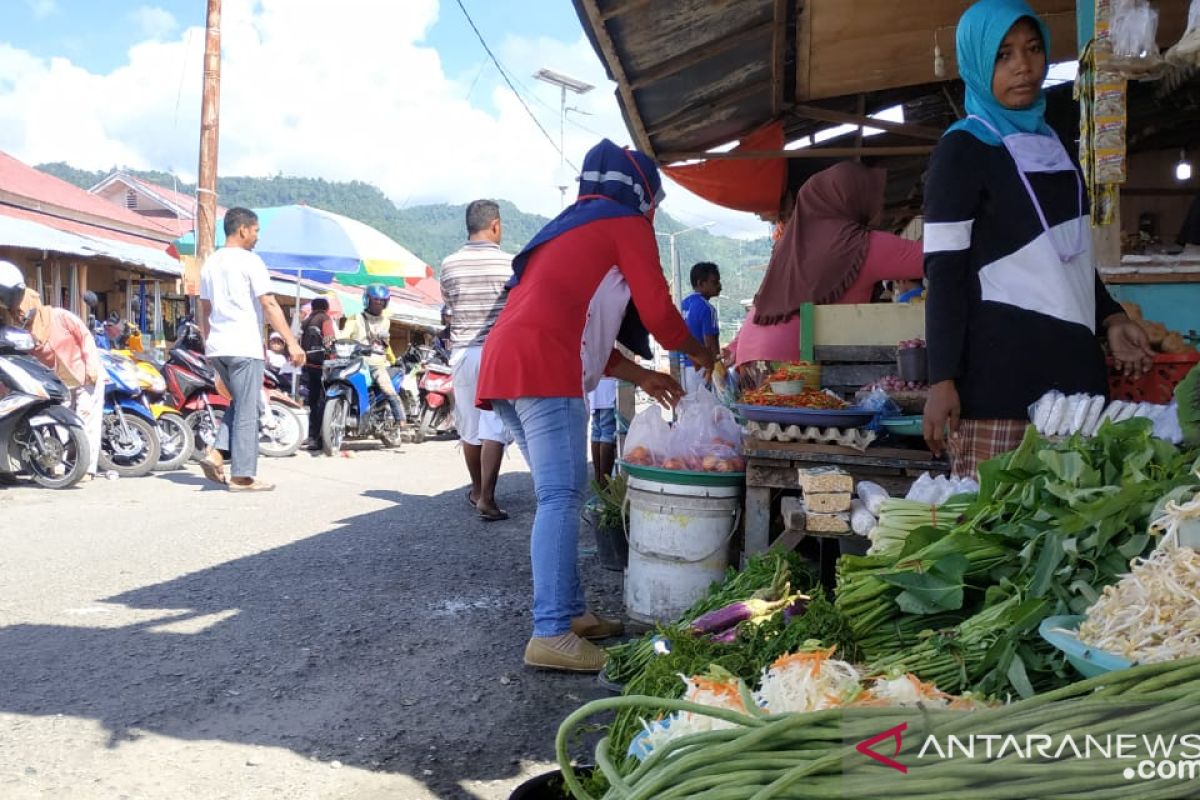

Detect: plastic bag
673,387,745,472
1111,0,1160,59
856,481,890,516
624,404,673,466
850,499,876,536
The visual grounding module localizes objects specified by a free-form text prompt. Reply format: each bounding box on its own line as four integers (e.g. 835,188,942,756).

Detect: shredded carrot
771,646,838,677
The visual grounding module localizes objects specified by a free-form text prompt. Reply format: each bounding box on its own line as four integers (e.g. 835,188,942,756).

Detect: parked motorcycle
112,349,193,471
320,340,405,455
98,351,161,477
0,326,90,488
166,321,301,460
414,342,456,443
259,365,303,458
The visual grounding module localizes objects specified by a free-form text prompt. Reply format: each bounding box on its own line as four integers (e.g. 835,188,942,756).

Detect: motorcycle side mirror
0,325,35,353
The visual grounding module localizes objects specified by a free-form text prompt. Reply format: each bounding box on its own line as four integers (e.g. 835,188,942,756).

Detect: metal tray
734,403,875,429
618,461,745,487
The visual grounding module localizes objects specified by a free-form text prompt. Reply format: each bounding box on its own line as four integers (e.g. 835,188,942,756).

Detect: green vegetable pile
837,420,1199,698
559,657,1200,800
591,552,855,796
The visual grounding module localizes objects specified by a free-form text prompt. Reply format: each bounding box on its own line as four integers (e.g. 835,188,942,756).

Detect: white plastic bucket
623,475,742,624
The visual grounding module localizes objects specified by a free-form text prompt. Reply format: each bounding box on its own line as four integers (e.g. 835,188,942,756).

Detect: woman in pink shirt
16,286,105,479
730,162,922,378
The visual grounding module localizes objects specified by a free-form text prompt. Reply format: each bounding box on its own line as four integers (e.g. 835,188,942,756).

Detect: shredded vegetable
740,386,847,409
1077,544,1200,662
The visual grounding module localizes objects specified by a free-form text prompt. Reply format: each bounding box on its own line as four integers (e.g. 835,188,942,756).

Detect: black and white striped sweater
923,130,1121,420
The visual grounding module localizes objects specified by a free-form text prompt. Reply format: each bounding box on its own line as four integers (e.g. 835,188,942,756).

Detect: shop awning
0,212,183,278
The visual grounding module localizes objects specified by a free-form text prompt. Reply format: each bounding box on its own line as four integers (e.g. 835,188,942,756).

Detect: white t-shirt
199,247,272,359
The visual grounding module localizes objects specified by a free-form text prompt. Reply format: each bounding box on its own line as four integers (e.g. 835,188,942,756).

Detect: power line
452,0,578,172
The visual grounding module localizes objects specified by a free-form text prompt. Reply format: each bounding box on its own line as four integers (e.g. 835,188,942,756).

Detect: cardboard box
804,493,852,514
798,467,853,495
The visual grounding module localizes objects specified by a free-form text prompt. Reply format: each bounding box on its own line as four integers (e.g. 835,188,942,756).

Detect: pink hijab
753,162,886,324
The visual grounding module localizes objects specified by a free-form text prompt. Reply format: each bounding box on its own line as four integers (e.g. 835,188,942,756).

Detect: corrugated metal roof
0,213,183,277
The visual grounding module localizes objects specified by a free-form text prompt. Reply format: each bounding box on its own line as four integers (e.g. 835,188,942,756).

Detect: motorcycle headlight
334,342,356,359
146,374,167,394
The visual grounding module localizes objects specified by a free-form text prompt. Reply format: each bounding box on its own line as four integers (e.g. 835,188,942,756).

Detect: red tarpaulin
662,121,786,217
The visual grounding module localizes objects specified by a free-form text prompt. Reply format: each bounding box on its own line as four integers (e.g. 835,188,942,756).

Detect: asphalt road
0,438,625,800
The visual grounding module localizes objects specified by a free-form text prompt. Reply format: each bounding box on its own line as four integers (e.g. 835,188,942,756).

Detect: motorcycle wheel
16,417,89,489
185,408,224,462
152,412,194,472
99,413,161,478
259,401,302,458
321,397,348,457
418,405,442,443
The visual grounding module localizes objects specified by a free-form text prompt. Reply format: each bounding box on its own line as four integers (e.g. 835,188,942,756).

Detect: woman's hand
638,369,685,409
720,346,734,367
1105,314,1154,377
923,380,961,458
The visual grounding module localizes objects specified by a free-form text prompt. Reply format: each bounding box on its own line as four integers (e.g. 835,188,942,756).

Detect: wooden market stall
575,0,1200,560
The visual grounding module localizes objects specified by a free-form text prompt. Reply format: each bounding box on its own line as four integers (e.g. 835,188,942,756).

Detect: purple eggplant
709,627,740,644
689,595,794,635
782,595,811,623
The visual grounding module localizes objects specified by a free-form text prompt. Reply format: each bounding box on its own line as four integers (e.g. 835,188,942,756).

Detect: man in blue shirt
678,261,721,393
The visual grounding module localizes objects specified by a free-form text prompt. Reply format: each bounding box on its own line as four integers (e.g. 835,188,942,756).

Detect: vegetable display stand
623,475,741,624
741,437,946,560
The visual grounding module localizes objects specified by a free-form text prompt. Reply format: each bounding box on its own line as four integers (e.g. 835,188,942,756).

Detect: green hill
37,163,771,336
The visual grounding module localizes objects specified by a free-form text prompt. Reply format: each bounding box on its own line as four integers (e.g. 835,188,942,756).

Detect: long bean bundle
558,658,1200,800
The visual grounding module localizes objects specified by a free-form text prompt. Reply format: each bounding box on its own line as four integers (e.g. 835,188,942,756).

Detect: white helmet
0,260,26,312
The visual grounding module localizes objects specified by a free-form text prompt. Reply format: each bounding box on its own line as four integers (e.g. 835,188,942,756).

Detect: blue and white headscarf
947,0,1053,146
508,139,665,358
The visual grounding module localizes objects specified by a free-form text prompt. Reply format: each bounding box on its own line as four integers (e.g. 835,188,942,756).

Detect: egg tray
745,421,877,451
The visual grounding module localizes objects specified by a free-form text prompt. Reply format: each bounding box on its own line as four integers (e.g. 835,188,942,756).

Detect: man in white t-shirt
198,207,304,492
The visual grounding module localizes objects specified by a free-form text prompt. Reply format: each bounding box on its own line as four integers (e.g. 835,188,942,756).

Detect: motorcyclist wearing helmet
339,284,405,423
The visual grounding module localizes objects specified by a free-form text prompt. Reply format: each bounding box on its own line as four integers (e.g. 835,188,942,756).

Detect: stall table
741,438,948,559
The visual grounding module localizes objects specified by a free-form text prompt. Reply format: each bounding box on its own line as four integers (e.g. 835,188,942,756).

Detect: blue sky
0,1,766,237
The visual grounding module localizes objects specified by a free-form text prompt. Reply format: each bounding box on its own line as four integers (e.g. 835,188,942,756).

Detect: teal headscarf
946,0,1053,145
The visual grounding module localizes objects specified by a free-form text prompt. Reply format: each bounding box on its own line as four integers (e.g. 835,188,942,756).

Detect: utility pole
193,0,222,307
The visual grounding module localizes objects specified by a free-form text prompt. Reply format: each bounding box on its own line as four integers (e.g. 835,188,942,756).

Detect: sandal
228,479,275,493
465,489,478,509
478,507,510,522
199,456,227,486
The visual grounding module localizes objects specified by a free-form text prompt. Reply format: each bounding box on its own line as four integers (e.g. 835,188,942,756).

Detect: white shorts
450,345,511,446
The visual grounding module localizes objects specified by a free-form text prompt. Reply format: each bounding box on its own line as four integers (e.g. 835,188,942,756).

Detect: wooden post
194,0,222,312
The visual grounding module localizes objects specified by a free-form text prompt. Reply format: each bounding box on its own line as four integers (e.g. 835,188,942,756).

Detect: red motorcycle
163,321,303,458
414,343,456,443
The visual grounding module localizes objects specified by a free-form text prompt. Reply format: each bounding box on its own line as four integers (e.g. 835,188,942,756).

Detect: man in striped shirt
440,199,513,521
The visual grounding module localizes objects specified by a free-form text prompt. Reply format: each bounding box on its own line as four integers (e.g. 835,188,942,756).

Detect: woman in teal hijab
922,0,1153,478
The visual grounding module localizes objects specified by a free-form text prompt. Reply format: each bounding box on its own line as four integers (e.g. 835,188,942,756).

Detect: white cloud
24,0,56,19
128,6,179,41
0,0,766,239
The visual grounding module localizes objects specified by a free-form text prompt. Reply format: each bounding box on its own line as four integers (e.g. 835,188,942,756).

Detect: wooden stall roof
573,0,1191,165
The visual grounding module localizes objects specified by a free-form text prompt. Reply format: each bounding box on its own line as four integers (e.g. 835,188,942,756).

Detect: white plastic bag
851,499,876,536
1111,0,1161,59
856,481,890,516
624,405,673,467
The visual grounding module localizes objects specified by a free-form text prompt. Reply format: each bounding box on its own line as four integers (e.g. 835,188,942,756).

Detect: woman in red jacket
478,139,713,673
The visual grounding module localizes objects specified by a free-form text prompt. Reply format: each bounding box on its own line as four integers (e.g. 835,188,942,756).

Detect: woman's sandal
228,479,275,493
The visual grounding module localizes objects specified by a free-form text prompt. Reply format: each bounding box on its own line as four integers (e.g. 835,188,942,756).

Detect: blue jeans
492,398,588,637
212,356,263,479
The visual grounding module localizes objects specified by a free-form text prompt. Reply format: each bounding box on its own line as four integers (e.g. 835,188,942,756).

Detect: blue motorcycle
99,351,161,477
320,340,405,456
